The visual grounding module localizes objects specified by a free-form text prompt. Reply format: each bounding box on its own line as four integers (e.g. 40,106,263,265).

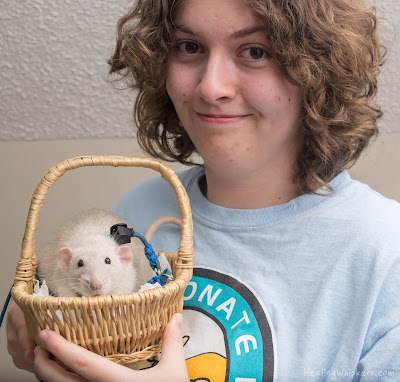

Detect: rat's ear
117,246,133,266
58,248,73,270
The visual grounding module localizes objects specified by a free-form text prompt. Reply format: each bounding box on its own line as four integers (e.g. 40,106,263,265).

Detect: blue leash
134,232,172,286
0,285,13,328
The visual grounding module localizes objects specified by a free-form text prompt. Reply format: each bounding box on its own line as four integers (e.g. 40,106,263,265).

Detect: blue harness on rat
34,223,172,298
109,223,172,286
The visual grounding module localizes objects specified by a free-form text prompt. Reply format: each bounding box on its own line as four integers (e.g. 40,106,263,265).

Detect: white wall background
0,0,399,140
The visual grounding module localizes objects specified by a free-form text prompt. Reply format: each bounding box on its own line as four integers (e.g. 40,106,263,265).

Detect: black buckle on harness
110,223,134,245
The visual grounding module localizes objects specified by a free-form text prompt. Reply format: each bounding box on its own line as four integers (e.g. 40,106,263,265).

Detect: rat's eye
78,260,84,267
105,257,111,264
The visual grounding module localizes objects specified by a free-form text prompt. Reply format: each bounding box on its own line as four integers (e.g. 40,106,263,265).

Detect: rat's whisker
44,278,80,284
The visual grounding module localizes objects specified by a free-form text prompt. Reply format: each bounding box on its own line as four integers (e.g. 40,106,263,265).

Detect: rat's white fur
38,208,154,297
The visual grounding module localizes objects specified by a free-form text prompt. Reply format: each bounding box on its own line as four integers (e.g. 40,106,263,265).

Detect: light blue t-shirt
114,166,400,381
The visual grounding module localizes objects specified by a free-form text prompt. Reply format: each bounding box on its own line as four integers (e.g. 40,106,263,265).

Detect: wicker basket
11,155,194,365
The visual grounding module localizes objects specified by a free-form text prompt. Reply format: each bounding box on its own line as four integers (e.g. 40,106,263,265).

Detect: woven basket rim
12,265,190,309
13,254,189,297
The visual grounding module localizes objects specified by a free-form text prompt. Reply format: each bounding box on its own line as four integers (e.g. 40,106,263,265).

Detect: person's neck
201,166,302,209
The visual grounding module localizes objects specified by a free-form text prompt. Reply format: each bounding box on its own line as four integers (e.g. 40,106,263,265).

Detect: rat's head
57,236,134,296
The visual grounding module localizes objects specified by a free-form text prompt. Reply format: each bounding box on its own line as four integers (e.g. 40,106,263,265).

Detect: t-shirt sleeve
355,253,400,381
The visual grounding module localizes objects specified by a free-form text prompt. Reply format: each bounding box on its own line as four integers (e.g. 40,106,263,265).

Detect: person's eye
241,46,270,60
176,41,202,55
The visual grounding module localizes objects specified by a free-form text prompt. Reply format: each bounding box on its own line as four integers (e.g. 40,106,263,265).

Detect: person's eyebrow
172,24,266,39
173,24,197,36
230,26,266,39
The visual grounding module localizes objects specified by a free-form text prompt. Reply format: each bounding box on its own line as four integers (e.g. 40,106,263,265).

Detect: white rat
37,208,154,297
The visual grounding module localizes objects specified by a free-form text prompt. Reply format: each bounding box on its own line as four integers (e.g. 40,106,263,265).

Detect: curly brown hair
108,0,386,194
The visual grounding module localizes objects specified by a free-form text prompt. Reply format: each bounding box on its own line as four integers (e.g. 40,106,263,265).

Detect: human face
166,0,303,180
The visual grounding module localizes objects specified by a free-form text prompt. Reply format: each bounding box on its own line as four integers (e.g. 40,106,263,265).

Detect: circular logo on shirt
183,267,276,382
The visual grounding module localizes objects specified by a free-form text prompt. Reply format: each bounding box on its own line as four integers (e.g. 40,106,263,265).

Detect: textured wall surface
0,0,133,140
0,0,399,140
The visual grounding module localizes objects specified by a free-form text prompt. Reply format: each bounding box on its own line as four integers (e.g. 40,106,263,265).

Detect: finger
34,345,87,382
158,313,186,368
37,330,134,382
137,314,189,382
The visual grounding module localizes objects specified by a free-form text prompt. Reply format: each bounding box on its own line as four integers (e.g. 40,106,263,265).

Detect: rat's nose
90,281,103,290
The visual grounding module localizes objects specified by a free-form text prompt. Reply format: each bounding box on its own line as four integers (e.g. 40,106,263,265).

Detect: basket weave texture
11,156,194,365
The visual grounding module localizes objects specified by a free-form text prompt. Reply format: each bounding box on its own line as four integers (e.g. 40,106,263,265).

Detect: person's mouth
196,112,251,124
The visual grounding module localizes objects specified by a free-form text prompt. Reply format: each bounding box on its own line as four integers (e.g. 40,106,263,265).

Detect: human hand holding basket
11,155,194,367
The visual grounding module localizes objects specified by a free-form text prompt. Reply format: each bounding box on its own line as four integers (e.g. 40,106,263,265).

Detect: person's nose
197,52,237,104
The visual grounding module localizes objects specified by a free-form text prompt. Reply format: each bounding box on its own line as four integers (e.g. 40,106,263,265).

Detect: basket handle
14,156,194,283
